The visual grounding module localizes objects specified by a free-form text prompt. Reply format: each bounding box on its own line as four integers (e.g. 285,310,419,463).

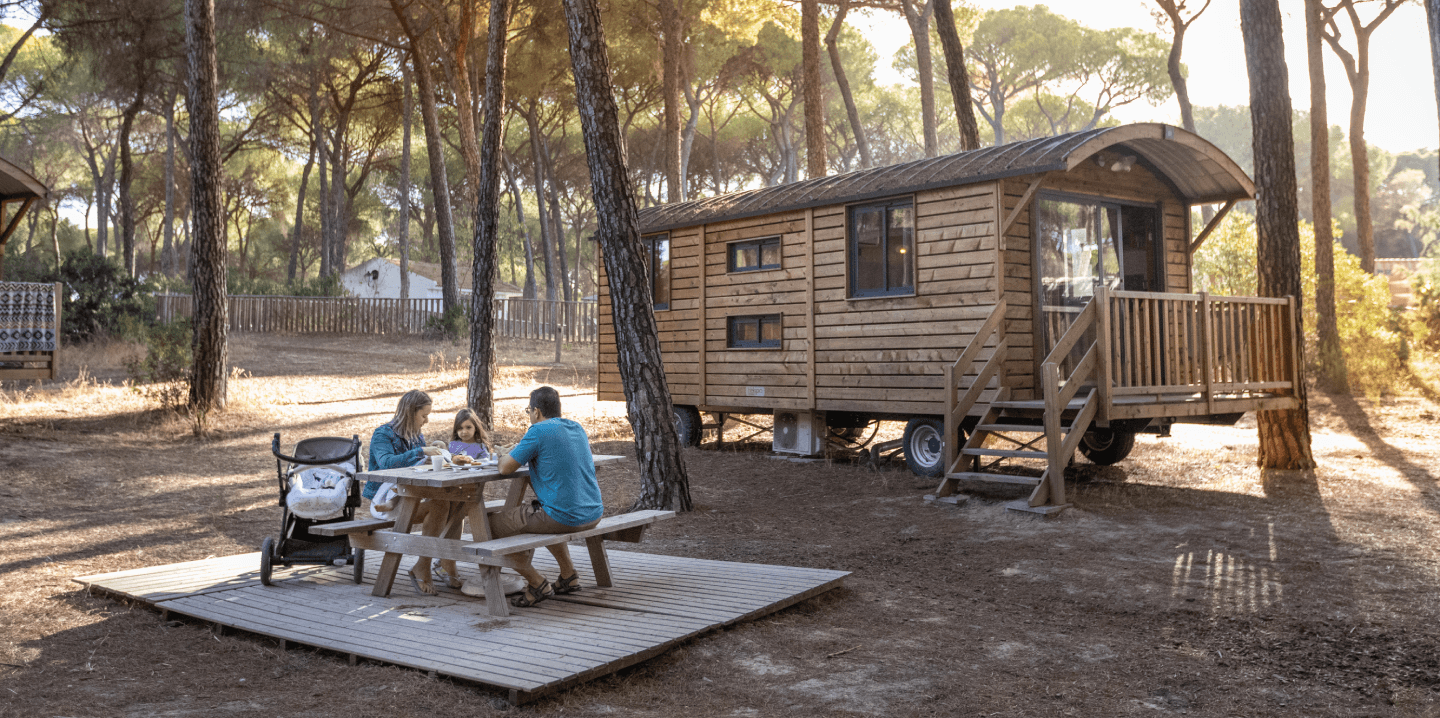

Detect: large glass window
1036,193,1163,361
848,199,914,298
644,233,670,310
727,314,782,348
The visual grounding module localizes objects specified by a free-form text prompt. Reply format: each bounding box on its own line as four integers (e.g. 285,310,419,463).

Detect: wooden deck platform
74,548,848,704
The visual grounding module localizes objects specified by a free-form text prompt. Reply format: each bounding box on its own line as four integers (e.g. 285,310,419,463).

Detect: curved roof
0,156,47,202
637,123,1253,234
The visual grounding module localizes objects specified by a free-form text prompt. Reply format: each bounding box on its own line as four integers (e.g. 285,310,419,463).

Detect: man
485,385,603,608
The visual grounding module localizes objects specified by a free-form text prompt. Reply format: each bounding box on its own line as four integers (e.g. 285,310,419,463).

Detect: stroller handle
272,433,362,466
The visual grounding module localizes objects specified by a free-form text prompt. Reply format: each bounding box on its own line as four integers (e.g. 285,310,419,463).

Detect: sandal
432,560,463,589
408,567,437,596
553,573,581,595
509,580,553,608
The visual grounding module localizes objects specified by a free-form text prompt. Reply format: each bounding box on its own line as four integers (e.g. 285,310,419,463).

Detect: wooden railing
155,294,599,343
1034,298,1100,509
943,300,1008,477
1098,288,1297,415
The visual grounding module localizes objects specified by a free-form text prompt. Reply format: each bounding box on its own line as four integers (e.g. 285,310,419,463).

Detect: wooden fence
155,294,599,342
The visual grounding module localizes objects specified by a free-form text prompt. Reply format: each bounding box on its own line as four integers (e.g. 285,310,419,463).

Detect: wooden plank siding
597,160,1198,418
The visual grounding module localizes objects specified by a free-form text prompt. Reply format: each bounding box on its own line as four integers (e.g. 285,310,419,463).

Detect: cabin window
848,199,914,298
727,236,782,272
644,233,671,310
727,314,782,348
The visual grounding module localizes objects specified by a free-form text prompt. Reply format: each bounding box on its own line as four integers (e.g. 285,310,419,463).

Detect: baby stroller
261,433,364,586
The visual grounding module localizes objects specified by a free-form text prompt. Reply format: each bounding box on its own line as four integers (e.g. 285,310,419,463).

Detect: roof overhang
0,156,48,202
637,123,1254,234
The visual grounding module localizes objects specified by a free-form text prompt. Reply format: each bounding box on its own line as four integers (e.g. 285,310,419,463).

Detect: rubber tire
903,418,949,478
351,548,365,585
1078,428,1137,465
260,537,275,587
672,405,702,447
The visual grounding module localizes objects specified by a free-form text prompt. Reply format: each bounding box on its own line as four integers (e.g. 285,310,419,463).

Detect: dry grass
3,335,1440,716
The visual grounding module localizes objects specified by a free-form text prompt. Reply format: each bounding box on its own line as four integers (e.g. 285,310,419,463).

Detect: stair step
944,471,1042,487
990,399,1089,411
977,423,1046,433
962,448,1048,459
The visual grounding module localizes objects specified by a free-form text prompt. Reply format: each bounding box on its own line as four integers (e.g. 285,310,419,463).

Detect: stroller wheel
260,537,275,587
352,548,365,584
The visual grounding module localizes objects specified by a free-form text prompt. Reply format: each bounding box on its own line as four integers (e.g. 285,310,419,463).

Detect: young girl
447,408,492,461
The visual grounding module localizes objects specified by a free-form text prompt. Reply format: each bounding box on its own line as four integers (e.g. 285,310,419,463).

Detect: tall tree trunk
1307,0,1347,392
561,0,692,511
933,0,981,151
901,0,938,157
542,141,573,302
411,43,460,312
801,0,826,178
328,131,348,274
1429,0,1440,175
503,152,538,298
186,0,227,416
163,88,178,276
1240,0,1315,470
399,65,412,301
825,1,872,168
118,84,146,277
50,205,60,269
659,0,684,201
468,0,512,426
1153,0,1206,133
287,137,316,284
526,106,558,302
1322,0,1405,274
317,127,330,278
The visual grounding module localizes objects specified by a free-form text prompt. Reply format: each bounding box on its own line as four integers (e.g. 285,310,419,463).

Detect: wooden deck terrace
74,547,848,704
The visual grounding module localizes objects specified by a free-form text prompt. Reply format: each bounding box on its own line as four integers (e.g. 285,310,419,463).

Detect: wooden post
1095,286,1111,424
944,357,956,476
805,208,816,409
698,224,707,407
1200,293,1214,413
51,281,61,380
1040,361,1063,507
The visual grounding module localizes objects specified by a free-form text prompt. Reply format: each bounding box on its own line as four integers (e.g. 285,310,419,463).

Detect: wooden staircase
931,295,1104,515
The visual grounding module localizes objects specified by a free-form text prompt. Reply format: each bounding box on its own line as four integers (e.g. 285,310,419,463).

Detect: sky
855,0,1440,155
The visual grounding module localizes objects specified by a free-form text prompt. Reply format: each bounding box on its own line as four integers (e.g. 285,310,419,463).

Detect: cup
431,455,444,470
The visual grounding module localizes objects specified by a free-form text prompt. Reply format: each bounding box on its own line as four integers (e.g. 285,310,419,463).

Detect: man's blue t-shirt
508,417,603,526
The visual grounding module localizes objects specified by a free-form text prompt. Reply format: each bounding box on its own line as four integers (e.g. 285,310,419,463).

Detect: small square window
727,237,782,273
848,199,914,298
727,314,782,348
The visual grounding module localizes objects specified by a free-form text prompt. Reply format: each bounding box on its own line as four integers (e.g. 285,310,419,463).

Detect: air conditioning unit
773,410,826,456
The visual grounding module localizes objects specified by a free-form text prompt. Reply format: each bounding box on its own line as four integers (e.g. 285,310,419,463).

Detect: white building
340,258,524,300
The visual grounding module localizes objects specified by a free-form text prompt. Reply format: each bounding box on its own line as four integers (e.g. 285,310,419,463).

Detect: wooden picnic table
352,454,626,602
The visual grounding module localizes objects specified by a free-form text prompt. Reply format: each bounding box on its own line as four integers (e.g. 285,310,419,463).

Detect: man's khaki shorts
489,501,599,539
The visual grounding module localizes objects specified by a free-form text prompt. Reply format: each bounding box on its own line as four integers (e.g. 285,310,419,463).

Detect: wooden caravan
596,124,1299,512
0,157,56,381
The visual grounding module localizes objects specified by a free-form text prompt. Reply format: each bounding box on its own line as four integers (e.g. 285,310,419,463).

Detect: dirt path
2,334,1439,716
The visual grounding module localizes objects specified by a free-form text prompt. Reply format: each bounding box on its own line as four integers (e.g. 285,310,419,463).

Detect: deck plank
74,548,848,703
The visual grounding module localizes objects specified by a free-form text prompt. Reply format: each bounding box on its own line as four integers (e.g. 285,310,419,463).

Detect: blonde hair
387,389,432,444
450,408,491,446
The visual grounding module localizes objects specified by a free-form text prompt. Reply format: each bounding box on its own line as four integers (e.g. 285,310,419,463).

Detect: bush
1193,214,1405,397
123,318,193,411
424,304,468,340
19,249,157,343
1409,260,1440,354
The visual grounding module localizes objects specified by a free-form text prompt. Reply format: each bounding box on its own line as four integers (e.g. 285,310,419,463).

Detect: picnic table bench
344,456,676,616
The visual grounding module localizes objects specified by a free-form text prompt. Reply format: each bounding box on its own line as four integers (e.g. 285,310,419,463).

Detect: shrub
1409,260,1440,354
24,249,157,343
1193,213,1405,397
424,304,468,340
123,318,193,412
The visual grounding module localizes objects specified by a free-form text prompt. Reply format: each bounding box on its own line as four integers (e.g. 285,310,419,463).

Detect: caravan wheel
903,418,948,478
672,405,702,447
1078,428,1136,465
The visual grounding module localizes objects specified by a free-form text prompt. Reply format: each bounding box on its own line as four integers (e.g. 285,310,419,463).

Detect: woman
364,389,456,595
